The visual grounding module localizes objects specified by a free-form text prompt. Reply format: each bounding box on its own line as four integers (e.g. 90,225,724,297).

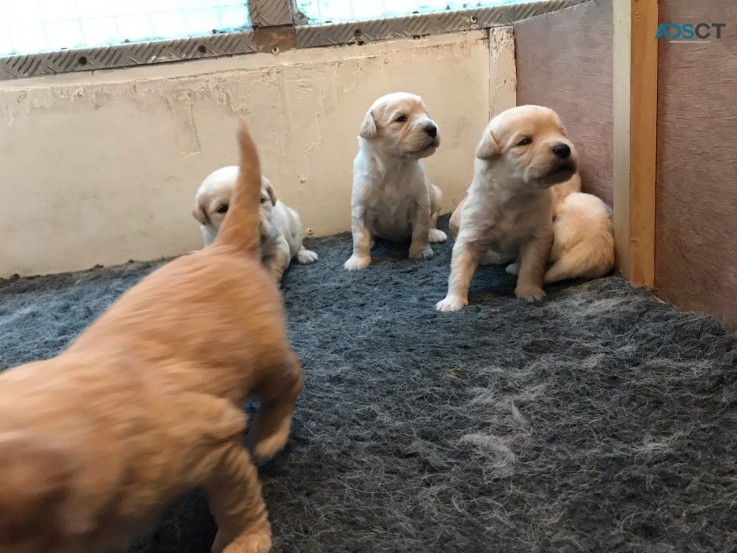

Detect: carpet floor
1,222,736,553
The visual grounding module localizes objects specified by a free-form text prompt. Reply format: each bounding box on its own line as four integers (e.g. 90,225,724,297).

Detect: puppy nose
552,143,571,158
425,123,438,138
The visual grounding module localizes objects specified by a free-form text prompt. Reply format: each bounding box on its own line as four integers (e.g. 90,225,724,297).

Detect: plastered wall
0,29,516,277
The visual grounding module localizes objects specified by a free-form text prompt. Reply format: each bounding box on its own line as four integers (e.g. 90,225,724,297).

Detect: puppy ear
475,128,501,160
193,202,210,225
264,181,277,206
419,100,431,117
359,109,377,139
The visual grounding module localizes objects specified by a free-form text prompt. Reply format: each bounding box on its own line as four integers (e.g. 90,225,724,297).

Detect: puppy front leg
206,445,271,553
514,234,552,301
408,204,433,260
435,239,480,312
344,212,372,271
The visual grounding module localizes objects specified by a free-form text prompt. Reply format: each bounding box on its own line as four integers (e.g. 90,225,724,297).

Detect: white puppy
344,92,447,271
437,105,578,312
194,166,318,280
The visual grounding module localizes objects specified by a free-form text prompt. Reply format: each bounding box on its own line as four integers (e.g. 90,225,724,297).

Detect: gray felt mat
1,221,736,553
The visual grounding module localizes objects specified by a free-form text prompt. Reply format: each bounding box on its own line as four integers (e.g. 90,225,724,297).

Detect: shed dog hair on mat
0,120,302,553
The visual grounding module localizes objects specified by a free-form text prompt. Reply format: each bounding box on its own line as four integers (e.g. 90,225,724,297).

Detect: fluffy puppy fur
0,121,302,553
194,168,318,281
437,105,578,312
344,92,446,271
544,190,614,283
452,156,614,286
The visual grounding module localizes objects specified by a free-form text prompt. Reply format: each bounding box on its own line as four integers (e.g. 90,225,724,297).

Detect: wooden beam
613,0,658,286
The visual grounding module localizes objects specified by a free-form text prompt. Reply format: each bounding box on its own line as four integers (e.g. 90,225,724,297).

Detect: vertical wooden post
613,0,658,286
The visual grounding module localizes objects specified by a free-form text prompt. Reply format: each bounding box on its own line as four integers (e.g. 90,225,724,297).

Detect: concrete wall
0,29,515,277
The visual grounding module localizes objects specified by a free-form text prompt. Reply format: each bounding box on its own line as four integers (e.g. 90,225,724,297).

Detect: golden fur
0,121,302,553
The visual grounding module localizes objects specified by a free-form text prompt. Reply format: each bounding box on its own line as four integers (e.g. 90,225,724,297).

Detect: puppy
194,167,318,281
507,172,613,283
0,121,302,553
436,105,578,312
484,167,614,284
344,92,446,271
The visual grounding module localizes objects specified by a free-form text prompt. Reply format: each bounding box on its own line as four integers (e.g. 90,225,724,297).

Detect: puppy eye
216,204,229,214
517,137,532,146
260,196,268,204
395,115,408,123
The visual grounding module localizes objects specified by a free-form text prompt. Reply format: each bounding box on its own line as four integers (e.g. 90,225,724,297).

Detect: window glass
0,0,250,56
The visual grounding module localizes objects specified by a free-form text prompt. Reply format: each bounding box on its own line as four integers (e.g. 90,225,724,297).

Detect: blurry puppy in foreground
0,121,302,553
344,92,446,271
437,105,579,312
195,168,318,281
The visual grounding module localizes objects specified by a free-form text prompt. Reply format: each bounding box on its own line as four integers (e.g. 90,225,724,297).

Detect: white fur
344,92,446,271
193,167,317,281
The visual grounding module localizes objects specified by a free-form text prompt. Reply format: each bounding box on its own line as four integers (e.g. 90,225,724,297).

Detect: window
0,0,250,57
296,0,537,24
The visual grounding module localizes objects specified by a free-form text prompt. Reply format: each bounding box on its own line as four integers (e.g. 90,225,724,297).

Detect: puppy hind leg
409,204,434,259
263,238,291,281
295,245,318,265
245,355,304,461
428,184,447,244
206,445,271,553
544,243,611,284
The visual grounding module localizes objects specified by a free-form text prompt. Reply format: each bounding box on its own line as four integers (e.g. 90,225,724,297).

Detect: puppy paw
344,254,371,271
296,249,319,264
245,427,290,462
429,229,448,244
515,284,547,302
435,295,468,312
408,244,433,260
505,262,520,276
215,531,271,553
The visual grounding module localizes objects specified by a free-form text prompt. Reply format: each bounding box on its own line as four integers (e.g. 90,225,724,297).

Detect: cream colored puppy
194,167,318,280
497,170,614,284
436,105,578,312
344,92,446,271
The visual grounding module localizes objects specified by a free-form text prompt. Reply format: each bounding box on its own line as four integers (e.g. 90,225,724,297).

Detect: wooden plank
613,0,658,286
514,0,613,205
655,0,737,326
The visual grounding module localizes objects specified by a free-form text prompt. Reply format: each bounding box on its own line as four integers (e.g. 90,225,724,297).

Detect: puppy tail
212,118,262,254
